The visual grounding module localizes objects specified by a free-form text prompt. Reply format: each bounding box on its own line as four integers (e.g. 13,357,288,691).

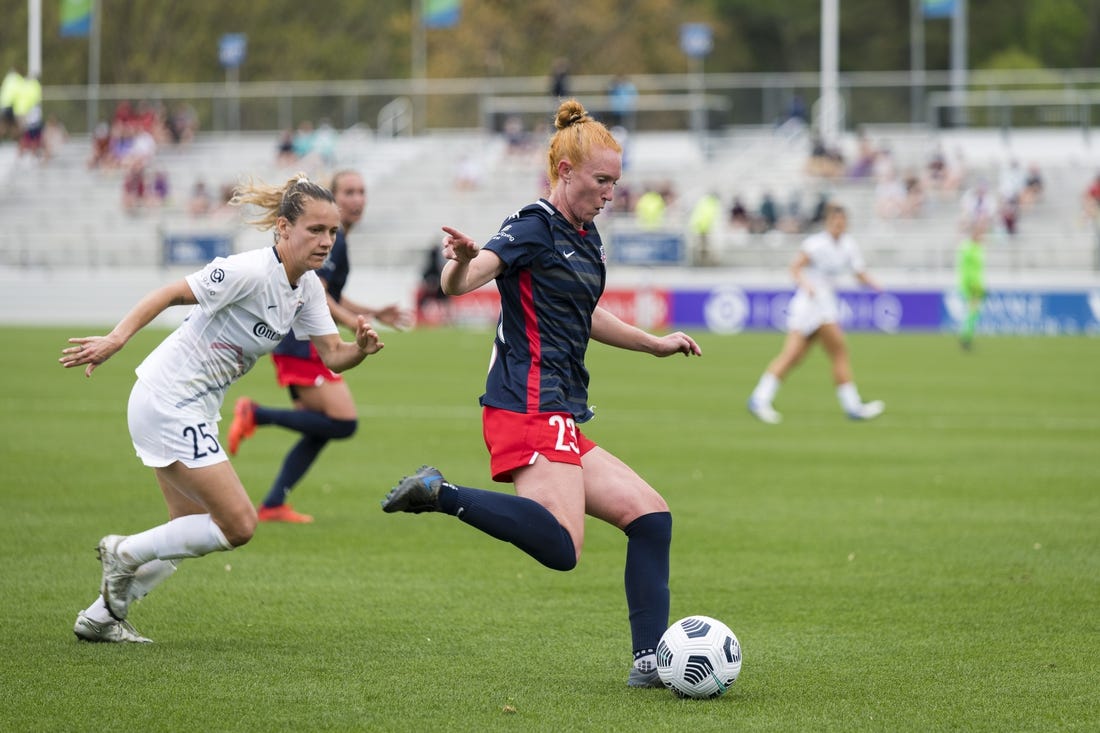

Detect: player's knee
223,510,257,548
331,417,358,440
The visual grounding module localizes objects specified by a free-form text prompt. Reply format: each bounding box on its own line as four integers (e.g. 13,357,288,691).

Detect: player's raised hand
441,226,479,263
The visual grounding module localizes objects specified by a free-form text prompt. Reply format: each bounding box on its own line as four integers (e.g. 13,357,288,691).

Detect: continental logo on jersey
490,224,516,243
252,322,285,341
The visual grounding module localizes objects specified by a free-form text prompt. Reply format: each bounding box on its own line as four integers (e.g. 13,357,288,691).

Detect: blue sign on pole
219,34,248,69
680,23,713,59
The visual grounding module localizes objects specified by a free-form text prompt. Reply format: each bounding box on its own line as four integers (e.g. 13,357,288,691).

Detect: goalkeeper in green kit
956,221,986,350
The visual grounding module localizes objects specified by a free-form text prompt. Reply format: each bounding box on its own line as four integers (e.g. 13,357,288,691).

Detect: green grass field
1,325,1097,732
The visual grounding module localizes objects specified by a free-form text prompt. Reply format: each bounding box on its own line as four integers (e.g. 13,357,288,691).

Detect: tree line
1,0,1097,85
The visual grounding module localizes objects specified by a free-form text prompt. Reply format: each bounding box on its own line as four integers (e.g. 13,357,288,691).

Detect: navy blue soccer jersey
273,227,349,358
479,199,606,423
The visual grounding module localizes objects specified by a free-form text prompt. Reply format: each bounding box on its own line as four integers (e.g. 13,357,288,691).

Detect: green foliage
2,1,1100,84
1,326,1098,731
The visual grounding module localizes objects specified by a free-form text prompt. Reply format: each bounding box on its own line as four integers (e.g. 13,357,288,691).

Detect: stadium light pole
28,0,42,78
411,0,426,135
950,0,968,127
819,0,840,146
88,0,101,134
909,0,925,126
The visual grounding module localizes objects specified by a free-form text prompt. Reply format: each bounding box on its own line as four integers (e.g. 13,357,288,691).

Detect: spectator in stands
187,180,213,217
756,191,779,232
88,121,111,169
166,102,198,146
62,173,383,644
228,170,411,523
1083,172,1100,224
960,179,997,232
1022,163,1044,207
416,244,450,326
847,131,878,180
607,74,638,130
807,134,844,178
41,114,68,162
502,115,530,154
14,72,43,158
689,191,722,265
549,57,570,99
275,128,297,166
0,64,24,140
149,169,170,208
747,203,885,424
635,186,666,230
729,195,751,231
292,120,316,161
121,162,147,215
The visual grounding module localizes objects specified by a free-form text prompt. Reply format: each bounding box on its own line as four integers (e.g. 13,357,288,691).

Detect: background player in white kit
60,173,384,643
748,203,885,423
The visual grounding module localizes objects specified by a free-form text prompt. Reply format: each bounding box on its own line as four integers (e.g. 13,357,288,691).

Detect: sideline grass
1,326,1097,732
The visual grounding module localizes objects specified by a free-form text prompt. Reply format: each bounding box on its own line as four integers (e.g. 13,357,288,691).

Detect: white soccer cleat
847,400,885,421
97,535,136,620
747,399,782,424
73,611,153,643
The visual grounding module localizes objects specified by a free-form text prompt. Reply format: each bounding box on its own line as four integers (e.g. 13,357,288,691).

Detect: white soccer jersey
135,247,337,418
785,229,867,333
798,229,866,296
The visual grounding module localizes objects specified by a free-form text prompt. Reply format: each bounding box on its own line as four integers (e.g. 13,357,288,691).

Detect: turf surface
1,326,1097,731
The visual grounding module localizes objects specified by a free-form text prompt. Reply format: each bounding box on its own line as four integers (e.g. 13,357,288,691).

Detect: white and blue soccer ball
656,615,742,699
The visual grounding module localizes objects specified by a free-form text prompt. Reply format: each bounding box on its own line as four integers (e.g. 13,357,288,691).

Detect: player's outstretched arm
439,226,503,296
590,305,701,357
312,315,383,373
59,279,196,377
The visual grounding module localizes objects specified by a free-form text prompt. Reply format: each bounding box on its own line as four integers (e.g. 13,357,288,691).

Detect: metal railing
39,68,1100,136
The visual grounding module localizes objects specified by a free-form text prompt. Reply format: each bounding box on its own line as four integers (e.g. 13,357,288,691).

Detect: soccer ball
656,615,742,699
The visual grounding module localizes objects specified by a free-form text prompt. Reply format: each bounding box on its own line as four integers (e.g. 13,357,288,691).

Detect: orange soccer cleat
227,397,257,456
257,504,314,524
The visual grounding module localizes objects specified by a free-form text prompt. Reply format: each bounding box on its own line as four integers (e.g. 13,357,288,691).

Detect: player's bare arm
60,279,197,377
590,306,701,357
311,315,383,373
439,225,503,296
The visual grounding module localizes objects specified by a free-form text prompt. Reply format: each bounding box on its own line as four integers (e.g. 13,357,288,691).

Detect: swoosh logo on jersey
564,250,576,258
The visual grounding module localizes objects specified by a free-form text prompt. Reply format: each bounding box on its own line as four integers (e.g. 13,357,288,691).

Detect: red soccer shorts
482,406,598,483
271,347,342,388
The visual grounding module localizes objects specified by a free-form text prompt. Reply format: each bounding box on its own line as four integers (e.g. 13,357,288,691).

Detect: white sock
837,382,861,412
129,558,180,602
752,372,780,405
82,559,181,622
118,514,232,565
633,652,657,673
83,596,115,624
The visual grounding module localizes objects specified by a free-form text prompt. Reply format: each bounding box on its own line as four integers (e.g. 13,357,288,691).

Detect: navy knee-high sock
263,434,329,507
255,410,356,508
623,512,672,657
254,406,358,440
437,484,577,571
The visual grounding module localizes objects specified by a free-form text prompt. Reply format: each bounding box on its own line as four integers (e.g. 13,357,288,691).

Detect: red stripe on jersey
519,269,541,412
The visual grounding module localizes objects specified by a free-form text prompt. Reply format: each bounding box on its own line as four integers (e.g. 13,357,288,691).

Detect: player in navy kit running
228,170,411,523
61,174,384,643
381,99,702,688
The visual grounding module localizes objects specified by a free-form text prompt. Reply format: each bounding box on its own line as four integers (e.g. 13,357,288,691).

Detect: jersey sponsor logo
490,224,516,243
252,322,285,341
